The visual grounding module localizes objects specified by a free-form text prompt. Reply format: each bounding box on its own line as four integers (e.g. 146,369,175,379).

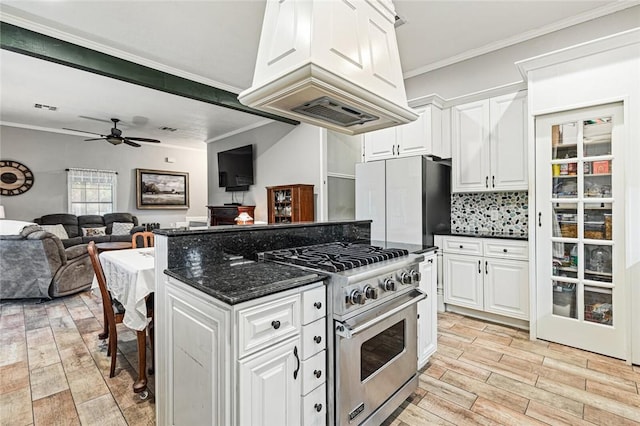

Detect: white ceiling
0,0,634,149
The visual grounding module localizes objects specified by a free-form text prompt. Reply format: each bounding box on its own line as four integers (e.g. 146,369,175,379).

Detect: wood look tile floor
0,291,155,426
2,292,639,425
383,312,640,426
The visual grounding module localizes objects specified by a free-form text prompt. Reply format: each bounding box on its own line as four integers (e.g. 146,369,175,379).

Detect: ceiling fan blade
84,138,105,141
63,128,105,136
125,137,161,143
123,139,141,148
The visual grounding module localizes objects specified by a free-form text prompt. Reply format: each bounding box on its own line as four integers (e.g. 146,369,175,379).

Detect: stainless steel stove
261,242,425,426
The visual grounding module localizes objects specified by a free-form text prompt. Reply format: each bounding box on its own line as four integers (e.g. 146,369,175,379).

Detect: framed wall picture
136,168,189,209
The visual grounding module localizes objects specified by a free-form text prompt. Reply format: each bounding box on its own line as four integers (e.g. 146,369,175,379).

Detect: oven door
335,289,425,425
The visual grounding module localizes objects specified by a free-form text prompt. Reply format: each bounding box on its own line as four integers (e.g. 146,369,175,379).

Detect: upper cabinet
452,91,528,192
363,105,445,161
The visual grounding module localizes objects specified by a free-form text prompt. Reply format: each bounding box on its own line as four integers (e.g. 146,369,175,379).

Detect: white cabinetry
452,91,528,192
158,276,326,426
418,252,437,369
442,236,529,325
363,105,444,161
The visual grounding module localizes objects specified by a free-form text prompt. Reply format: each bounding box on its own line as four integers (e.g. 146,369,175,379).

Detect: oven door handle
335,289,426,339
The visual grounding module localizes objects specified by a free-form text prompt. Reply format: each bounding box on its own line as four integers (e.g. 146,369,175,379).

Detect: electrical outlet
491,209,500,221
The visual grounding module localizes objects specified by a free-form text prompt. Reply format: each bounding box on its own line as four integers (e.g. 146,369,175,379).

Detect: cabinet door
443,253,483,310
238,338,301,426
484,258,529,320
490,91,528,190
163,280,229,426
452,99,491,192
396,106,427,157
418,253,437,369
363,126,397,161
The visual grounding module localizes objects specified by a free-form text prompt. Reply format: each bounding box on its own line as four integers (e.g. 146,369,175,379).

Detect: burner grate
262,242,409,272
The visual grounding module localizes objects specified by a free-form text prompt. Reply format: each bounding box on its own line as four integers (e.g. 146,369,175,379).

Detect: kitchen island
153,221,372,425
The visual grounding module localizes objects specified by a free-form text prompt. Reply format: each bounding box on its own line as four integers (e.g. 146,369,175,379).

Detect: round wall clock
0,160,35,196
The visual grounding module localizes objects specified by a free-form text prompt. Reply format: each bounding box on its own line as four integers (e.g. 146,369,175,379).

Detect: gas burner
262,242,409,272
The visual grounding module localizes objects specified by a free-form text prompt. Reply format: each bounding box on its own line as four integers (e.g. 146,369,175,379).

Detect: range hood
238,0,418,135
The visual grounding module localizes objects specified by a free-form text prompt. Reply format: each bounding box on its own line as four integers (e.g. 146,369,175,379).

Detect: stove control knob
401,272,413,285
348,289,366,305
363,285,378,300
411,270,422,283
381,278,396,292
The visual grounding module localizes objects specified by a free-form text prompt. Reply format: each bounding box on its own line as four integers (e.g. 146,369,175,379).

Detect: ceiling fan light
106,136,123,145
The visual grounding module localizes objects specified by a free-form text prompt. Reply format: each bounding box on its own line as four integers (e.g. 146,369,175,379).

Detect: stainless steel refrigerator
355,156,451,246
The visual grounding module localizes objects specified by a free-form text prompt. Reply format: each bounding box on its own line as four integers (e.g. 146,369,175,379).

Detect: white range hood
238,0,418,135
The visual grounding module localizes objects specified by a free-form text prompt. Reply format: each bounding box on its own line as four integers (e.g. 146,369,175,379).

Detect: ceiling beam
0,22,300,126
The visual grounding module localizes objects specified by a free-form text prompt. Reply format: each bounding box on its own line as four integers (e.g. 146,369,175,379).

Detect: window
67,168,117,215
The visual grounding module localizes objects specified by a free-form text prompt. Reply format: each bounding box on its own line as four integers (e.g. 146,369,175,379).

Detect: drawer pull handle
503,248,508,253
293,346,300,379
314,369,322,379
271,320,281,330
313,335,322,344
459,245,463,249
314,302,322,309
314,403,323,412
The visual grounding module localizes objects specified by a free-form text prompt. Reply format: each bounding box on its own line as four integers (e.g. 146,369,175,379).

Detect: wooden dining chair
87,241,154,382
132,231,154,248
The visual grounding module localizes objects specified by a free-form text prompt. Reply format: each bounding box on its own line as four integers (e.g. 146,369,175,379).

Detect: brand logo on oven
348,403,365,422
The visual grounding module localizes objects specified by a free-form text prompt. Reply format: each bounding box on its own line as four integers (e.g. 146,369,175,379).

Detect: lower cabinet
442,236,529,323
238,337,301,426
417,252,437,369
158,277,326,426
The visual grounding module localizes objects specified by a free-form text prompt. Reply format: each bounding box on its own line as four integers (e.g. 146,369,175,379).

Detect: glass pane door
536,103,625,359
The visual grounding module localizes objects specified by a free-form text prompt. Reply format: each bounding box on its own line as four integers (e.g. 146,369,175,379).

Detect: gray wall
207,122,325,223
405,6,640,100
0,125,208,226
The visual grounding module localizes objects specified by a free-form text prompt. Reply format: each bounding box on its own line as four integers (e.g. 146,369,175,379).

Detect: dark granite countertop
370,240,437,255
154,220,372,237
164,260,327,305
435,231,528,241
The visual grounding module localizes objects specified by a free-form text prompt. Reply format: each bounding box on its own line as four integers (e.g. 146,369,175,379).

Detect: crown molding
205,119,275,143
516,27,640,81
402,1,640,79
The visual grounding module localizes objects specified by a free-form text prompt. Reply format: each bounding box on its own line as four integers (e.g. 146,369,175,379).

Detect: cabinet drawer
483,239,528,260
301,350,326,396
302,285,326,325
442,237,483,255
302,383,326,426
301,318,326,360
238,294,300,358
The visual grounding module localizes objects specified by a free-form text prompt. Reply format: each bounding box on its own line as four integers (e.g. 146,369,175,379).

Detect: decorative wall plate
0,160,35,196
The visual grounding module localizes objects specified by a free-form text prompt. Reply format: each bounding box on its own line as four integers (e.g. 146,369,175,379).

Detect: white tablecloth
92,247,155,331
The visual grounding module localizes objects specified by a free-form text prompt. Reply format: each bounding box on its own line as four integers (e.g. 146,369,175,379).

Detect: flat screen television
217,144,254,192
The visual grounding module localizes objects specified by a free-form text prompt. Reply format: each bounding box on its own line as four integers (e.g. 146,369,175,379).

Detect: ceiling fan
63,118,161,147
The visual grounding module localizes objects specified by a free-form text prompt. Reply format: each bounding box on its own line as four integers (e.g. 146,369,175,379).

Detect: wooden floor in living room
2,292,639,425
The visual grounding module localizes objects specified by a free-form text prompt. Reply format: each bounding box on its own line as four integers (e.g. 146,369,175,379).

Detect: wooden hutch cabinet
266,184,314,224
207,205,255,225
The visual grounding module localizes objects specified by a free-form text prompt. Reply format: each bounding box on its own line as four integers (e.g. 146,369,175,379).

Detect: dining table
91,246,155,395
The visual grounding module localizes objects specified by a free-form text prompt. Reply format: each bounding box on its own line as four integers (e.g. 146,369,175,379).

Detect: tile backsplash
451,191,528,236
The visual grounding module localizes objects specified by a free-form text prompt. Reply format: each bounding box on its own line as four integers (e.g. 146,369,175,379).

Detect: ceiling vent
34,103,57,111
238,0,417,135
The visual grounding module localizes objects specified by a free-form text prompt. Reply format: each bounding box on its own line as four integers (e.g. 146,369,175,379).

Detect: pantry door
535,102,626,359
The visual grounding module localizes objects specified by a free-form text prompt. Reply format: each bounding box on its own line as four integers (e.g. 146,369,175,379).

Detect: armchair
0,225,94,299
